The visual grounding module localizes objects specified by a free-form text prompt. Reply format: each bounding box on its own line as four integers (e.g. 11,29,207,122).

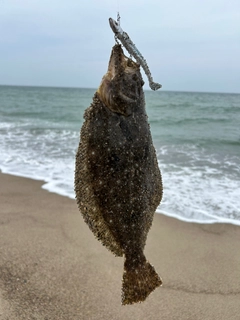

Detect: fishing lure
109,15,162,91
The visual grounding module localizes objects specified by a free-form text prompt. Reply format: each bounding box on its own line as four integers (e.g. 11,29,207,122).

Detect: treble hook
117,12,121,25
114,34,119,44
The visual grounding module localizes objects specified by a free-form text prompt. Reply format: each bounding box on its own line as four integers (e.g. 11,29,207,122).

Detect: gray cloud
0,0,239,92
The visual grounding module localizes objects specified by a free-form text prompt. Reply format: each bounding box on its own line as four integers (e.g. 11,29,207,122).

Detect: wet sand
0,172,240,319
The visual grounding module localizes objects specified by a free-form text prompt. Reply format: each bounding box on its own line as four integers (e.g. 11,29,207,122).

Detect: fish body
75,44,163,304
109,17,162,91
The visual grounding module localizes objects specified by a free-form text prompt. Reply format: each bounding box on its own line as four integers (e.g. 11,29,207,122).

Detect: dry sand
0,172,240,320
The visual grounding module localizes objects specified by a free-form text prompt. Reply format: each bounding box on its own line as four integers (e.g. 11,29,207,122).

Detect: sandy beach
0,172,240,319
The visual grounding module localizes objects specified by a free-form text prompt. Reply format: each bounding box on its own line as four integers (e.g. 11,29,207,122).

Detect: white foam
156,145,240,225
156,209,240,226
1,121,240,226
0,122,77,199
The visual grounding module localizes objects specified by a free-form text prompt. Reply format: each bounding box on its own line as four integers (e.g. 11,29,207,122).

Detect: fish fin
87,217,124,257
122,259,162,305
75,140,124,258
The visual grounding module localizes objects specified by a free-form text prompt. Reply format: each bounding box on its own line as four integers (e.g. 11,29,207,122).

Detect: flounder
75,44,163,305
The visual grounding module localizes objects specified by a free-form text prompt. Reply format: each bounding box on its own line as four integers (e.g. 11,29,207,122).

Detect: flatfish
75,44,163,304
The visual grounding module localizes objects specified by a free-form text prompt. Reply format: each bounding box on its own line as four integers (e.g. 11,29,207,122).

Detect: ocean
0,85,239,225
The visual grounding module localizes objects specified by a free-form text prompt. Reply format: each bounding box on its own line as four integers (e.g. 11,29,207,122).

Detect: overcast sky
0,0,240,93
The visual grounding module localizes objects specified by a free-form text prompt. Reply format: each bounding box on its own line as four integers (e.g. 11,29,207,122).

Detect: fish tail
122,256,162,305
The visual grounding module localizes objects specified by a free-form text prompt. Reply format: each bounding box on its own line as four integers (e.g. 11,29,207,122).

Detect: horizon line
0,84,239,95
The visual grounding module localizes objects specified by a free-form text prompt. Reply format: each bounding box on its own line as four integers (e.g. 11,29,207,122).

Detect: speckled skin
75,44,163,304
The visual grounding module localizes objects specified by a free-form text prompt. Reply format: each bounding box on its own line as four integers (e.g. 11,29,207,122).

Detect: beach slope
0,172,240,319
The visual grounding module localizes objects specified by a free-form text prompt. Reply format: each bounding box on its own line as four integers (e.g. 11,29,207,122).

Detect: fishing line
116,0,120,25
117,11,121,25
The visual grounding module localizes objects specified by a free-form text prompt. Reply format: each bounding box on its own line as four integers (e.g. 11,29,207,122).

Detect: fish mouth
109,18,119,33
98,44,144,116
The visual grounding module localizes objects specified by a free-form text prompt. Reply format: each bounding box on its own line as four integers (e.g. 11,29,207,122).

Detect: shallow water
0,85,239,225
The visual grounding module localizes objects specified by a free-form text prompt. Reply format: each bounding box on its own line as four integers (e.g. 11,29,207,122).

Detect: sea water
0,85,239,225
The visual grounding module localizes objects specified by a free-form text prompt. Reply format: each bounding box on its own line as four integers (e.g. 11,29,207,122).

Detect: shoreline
156,209,240,227
2,170,240,227
0,172,240,319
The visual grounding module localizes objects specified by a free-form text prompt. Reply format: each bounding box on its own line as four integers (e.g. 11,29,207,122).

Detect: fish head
97,44,145,116
109,18,120,34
